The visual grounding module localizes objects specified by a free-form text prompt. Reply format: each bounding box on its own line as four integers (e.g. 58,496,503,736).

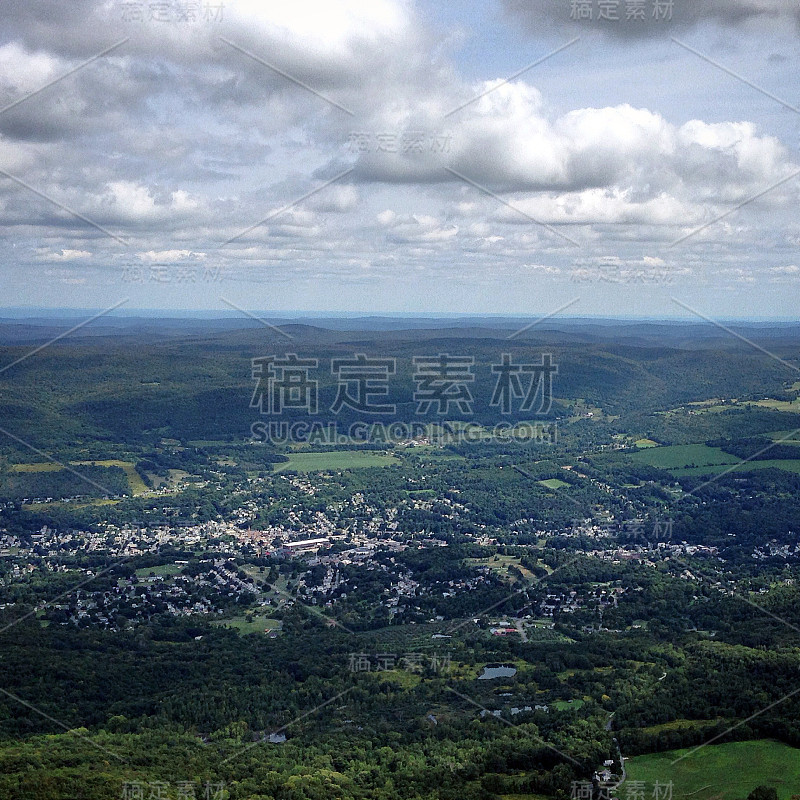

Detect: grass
22,498,121,510
211,615,281,635
623,739,800,799
274,450,399,473
627,441,800,477
671,459,800,477
747,398,800,411
552,699,584,711
8,462,64,473
629,444,739,470
135,564,183,579
364,669,422,688
467,555,535,584
686,397,800,415
538,478,570,490
635,438,660,448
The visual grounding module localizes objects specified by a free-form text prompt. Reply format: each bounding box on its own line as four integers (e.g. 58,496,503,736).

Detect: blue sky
0,0,798,318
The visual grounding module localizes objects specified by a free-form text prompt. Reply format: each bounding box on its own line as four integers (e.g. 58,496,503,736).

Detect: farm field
629,444,739,470
628,443,800,477
672,459,800,477
622,740,800,800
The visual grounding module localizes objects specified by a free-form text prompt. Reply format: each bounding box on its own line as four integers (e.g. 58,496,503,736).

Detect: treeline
0,465,130,502
707,436,800,461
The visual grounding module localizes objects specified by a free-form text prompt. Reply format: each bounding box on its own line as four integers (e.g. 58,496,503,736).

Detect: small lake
478,665,517,680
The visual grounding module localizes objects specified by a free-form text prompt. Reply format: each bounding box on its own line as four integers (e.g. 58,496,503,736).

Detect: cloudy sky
1,0,799,318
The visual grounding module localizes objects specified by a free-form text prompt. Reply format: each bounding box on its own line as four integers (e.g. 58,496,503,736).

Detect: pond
478,664,517,680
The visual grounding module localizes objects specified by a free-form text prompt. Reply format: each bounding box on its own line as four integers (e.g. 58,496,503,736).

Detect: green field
22,498,121,510
135,564,184,579
539,478,570,490
8,462,64,473
212,615,282,635
635,438,660,448
747,398,800,411
629,444,738,470
672,459,800,477
628,441,800,477
552,699,584,711
275,450,399,472
623,740,800,799
685,397,800,414
467,554,536,584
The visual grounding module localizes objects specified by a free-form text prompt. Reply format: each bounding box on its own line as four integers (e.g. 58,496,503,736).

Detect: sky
0,0,799,319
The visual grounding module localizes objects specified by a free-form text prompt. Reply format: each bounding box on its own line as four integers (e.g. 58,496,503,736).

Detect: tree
747,787,778,800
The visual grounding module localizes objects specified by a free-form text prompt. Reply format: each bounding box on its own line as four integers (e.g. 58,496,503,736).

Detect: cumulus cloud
384,214,459,244
350,82,797,229
0,0,797,313
37,248,91,262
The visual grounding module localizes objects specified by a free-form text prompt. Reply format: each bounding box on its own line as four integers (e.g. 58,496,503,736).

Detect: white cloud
351,85,796,230
770,265,799,273
0,0,797,314
38,248,91,262
138,250,207,263
307,184,359,213
384,214,459,243
0,42,60,95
